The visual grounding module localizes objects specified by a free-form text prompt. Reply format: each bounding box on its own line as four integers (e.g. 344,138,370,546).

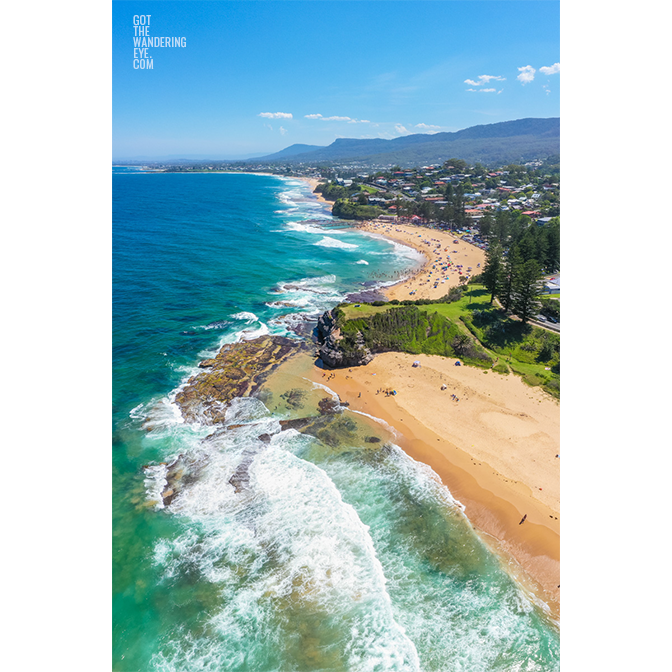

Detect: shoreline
305,352,560,619
300,218,560,617
295,175,330,204
354,219,487,301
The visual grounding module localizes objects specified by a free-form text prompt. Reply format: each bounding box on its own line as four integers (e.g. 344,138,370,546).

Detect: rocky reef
147,334,382,508
175,335,307,424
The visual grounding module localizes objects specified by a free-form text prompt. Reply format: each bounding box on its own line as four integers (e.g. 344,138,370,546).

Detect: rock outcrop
175,335,305,424
316,309,374,368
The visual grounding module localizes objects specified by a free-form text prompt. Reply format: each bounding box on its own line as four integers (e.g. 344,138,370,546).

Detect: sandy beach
309,350,559,606
355,219,487,301
299,176,330,204
299,217,560,616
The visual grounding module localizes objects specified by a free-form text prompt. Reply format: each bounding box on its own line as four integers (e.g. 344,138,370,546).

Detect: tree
419,200,434,223
498,245,523,313
478,210,494,239
494,210,510,246
452,333,471,356
511,258,543,324
482,242,504,303
542,217,560,272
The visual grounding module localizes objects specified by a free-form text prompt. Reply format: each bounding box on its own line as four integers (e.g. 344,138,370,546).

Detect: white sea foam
356,259,369,265
302,378,341,402
233,322,269,342
149,420,421,672
348,409,399,437
267,274,344,332
231,311,257,322
129,403,146,420
385,442,465,512
143,463,169,510
284,221,330,235
265,297,311,309
314,236,359,250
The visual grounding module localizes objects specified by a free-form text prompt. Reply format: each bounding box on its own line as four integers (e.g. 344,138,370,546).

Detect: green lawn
336,284,560,398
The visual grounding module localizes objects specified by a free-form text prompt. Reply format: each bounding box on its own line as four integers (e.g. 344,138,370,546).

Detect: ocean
112,169,559,671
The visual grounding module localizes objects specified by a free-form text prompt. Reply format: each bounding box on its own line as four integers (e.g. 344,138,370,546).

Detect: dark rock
279,417,317,431
318,397,346,415
229,446,265,493
316,309,374,369
365,436,381,443
345,289,388,303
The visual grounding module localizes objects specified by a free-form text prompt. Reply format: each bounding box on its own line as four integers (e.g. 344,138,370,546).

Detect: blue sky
113,0,560,159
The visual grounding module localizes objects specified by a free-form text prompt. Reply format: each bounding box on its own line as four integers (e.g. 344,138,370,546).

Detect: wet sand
355,219,486,301
309,352,560,618
263,348,560,619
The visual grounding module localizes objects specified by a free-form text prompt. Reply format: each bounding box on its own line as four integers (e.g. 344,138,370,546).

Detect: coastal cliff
316,308,374,368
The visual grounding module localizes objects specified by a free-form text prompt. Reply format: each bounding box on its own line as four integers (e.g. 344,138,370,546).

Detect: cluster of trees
334,304,490,363
332,199,383,221
315,182,352,201
472,203,560,325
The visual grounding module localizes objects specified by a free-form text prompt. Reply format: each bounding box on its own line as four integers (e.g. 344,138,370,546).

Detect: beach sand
264,345,560,620
312,218,558,616
298,176,330,204
313,351,559,604
355,219,487,301
265,208,559,613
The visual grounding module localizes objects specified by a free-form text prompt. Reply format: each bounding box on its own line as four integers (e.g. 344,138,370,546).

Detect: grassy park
335,284,560,398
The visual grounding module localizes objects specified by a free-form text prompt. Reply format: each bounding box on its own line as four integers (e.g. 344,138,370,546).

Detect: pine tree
511,258,543,324
498,245,523,313
482,242,504,304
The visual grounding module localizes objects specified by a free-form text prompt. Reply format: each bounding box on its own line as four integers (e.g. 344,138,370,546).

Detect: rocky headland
316,308,374,368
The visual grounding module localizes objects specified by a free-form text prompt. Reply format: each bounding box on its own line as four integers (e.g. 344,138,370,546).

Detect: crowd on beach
355,219,487,301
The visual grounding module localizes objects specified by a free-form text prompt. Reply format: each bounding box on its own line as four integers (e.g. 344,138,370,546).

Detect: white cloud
279,126,287,135
517,65,536,84
395,124,408,134
464,75,505,86
466,88,498,93
258,112,293,119
539,62,560,75
416,123,440,129
306,114,371,123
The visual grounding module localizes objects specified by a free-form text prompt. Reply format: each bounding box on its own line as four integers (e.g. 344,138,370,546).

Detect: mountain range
251,117,559,167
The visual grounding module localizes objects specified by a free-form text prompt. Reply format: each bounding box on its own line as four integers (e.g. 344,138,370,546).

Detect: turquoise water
113,169,559,671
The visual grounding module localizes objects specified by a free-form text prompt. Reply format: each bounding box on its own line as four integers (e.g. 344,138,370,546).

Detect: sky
113,0,560,159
